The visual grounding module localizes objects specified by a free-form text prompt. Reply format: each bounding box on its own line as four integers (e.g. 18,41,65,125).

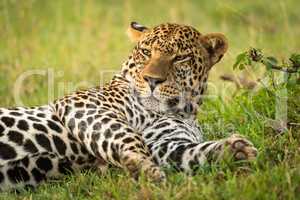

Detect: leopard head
122,22,228,118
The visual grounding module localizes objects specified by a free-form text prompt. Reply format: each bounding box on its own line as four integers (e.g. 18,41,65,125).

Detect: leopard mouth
133,89,164,112
133,87,188,115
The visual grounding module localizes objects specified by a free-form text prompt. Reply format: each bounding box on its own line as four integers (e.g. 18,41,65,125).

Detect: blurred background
0,0,299,106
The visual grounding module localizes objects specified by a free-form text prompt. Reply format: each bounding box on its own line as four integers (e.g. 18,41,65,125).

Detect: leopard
0,22,257,190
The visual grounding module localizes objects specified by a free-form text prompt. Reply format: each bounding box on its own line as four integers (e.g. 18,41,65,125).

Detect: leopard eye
174,55,191,63
141,48,151,57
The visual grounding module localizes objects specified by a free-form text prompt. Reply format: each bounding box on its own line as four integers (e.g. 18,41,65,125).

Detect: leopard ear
127,21,149,42
200,33,228,65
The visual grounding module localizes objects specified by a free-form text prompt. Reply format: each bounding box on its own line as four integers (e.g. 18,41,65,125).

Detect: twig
266,65,298,73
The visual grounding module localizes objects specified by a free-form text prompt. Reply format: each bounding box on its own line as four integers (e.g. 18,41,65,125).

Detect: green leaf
233,52,248,70
290,53,300,66
246,57,252,66
264,62,273,70
239,64,245,70
263,56,278,70
265,56,278,66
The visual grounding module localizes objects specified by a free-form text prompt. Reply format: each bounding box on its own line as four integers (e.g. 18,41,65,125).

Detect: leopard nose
143,76,166,92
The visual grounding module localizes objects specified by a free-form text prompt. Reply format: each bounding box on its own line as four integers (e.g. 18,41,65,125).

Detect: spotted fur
0,22,257,190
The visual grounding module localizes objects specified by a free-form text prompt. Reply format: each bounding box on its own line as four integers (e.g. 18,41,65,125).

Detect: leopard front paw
224,134,258,161
123,157,166,183
143,164,166,183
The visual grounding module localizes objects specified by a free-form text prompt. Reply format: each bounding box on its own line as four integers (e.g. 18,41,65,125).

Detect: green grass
0,0,300,199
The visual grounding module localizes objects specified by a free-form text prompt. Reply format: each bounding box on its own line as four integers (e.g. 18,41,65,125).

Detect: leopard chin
138,95,164,112
138,95,183,116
